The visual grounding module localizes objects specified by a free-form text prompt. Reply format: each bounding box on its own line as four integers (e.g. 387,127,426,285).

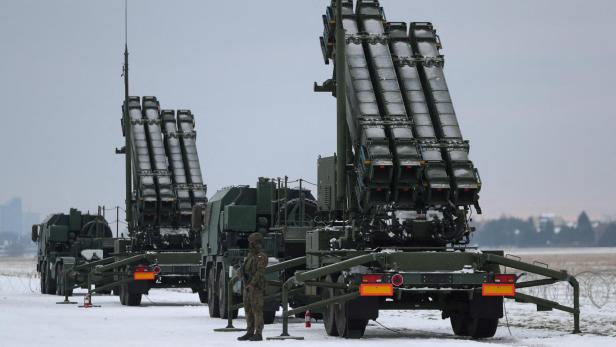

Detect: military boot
248,333,263,341
237,332,254,341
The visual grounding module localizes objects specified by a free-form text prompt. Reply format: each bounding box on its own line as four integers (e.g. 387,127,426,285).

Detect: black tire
198,289,208,304
119,284,141,306
468,317,498,339
450,314,470,336
218,268,238,319
40,264,46,294
126,292,142,306
334,276,367,338
207,268,220,318
55,266,62,295
322,275,338,336
119,285,127,305
263,310,276,325
44,265,56,295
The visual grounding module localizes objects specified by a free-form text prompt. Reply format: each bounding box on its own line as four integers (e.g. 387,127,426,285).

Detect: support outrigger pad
56,299,78,305
266,335,305,341
213,326,245,332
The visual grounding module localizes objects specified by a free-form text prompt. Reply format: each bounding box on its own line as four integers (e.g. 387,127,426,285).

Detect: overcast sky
1,0,615,223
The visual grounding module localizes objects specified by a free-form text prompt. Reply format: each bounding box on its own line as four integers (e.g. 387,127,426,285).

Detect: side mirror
31,225,39,242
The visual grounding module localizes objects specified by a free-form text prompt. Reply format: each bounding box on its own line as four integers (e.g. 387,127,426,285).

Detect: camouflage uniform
238,232,268,341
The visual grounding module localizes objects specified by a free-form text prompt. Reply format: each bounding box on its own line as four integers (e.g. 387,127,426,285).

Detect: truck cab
32,208,114,295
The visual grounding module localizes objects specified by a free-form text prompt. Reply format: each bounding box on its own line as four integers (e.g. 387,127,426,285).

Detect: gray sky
1,0,615,222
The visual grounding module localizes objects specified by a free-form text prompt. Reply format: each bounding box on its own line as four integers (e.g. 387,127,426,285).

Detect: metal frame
207,250,580,340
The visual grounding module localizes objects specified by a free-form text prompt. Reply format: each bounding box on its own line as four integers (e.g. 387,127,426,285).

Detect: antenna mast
123,0,133,235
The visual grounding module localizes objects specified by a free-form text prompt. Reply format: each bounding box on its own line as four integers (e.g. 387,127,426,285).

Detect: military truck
249,0,580,340
32,208,115,296
198,177,317,323
36,48,210,306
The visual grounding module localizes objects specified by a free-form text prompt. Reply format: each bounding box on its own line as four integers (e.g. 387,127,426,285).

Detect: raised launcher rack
176,110,207,207
161,110,192,226
124,97,207,250
408,22,481,206
126,96,158,225
318,0,481,210
321,0,396,208
142,97,175,225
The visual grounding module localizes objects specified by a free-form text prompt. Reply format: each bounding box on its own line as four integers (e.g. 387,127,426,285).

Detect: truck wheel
218,268,238,319
119,284,141,306
119,285,127,305
126,292,142,306
334,277,367,338
55,265,64,296
45,265,57,295
322,275,338,336
55,271,61,295
40,263,47,294
207,269,220,318
198,290,208,304
468,317,498,338
263,310,276,325
450,313,470,336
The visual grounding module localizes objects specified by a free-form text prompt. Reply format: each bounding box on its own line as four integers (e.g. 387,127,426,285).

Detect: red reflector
153,265,161,274
391,274,404,287
464,188,470,192
134,265,147,272
436,188,443,192
403,188,410,192
405,166,412,171
376,187,382,192
362,274,384,284
495,274,516,283
379,165,385,170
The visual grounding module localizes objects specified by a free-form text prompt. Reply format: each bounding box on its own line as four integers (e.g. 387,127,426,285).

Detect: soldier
237,232,268,341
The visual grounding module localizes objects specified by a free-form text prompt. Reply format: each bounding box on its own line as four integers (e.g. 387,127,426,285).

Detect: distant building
0,198,23,235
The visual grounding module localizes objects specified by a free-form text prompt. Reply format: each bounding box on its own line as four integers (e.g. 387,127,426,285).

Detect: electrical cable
503,300,512,336
373,320,406,336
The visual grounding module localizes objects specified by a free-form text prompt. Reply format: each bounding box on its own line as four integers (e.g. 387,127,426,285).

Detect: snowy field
1,250,616,347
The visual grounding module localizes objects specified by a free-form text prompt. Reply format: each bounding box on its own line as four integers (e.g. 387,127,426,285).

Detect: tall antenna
124,0,128,46
123,0,133,235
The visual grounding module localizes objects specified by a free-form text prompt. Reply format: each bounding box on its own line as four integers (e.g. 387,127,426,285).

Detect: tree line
471,211,616,247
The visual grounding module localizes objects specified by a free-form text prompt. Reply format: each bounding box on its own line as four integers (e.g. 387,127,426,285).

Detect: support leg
214,276,244,332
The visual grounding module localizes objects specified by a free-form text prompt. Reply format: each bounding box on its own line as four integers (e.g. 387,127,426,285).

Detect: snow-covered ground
1,253,615,347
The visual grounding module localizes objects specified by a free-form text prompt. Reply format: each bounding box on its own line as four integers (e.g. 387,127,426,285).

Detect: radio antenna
122,0,133,234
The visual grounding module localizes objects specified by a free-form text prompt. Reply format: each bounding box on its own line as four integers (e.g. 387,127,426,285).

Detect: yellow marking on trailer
482,283,515,297
359,284,394,297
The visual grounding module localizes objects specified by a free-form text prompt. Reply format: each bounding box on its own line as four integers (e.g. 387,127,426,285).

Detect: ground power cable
503,300,513,336
373,320,406,336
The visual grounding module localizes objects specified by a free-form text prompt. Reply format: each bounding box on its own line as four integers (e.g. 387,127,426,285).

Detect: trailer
49,49,208,306
217,0,581,340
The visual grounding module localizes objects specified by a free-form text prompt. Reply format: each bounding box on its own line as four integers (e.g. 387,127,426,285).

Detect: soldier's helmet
248,232,263,244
